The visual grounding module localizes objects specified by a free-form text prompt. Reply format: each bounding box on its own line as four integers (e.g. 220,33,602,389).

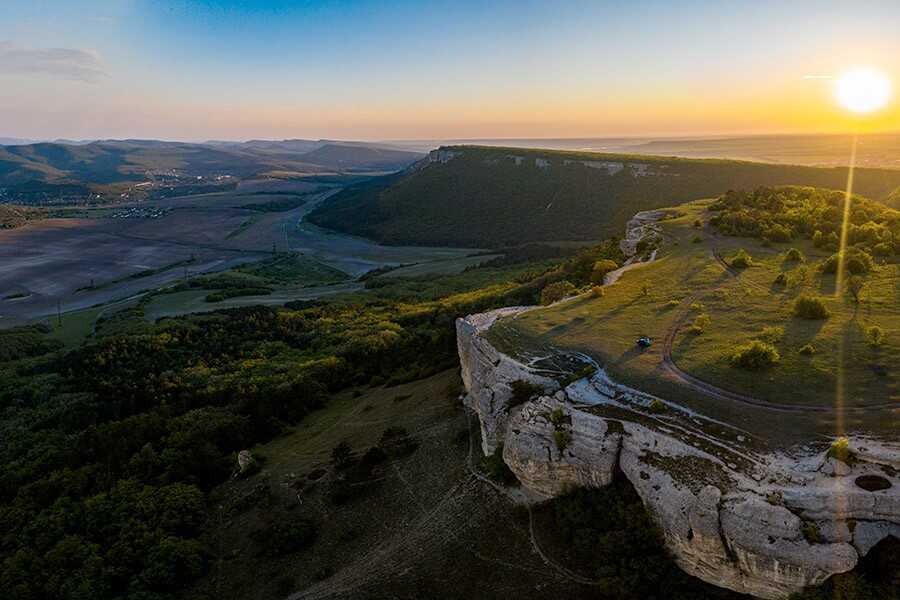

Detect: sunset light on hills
4,2,900,600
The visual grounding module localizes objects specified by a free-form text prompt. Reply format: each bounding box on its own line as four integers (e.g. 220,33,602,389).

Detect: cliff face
458,311,900,598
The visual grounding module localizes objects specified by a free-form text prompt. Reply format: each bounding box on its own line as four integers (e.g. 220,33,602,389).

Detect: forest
307,146,900,248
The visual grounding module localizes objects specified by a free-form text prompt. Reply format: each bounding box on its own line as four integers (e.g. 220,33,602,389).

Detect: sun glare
834,68,892,114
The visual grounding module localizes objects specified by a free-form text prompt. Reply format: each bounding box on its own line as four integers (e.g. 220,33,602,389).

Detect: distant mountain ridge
307,145,900,248
0,139,424,196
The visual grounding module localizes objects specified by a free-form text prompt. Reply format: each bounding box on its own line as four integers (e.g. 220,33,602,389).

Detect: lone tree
847,275,865,304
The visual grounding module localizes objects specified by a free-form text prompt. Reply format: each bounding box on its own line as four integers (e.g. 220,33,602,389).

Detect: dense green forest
307,146,900,248
2,235,897,599
0,242,625,600
710,185,900,255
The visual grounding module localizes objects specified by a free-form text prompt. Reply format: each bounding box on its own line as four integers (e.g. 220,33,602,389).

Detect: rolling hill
0,139,424,195
307,145,900,248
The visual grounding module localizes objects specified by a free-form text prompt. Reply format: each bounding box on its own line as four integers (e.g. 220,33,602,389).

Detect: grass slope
308,145,900,248
488,196,899,445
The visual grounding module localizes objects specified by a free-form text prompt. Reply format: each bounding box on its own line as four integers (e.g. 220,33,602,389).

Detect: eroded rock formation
458,309,900,598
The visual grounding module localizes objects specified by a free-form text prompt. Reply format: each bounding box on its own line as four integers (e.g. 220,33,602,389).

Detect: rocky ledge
456,216,900,599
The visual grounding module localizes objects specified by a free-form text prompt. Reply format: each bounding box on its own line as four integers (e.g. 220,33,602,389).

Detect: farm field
0,181,481,328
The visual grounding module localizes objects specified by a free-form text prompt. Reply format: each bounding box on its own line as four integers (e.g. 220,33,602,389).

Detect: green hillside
307,145,900,247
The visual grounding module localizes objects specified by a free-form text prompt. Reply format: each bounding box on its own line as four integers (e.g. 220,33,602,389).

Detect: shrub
648,399,666,414
554,429,571,451
827,437,856,465
822,250,873,275
541,280,576,305
560,364,597,386
690,302,704,312
866,325,884,347
793,295,829,320
758,326,784,344
784,248,804,262
730,249,752,269
799,344,816,355
509,379,544,409
689,313,710,334
801,521,821,544
481,445,518,485
693,218,703,228
730,340,780,369
773,272,787,286
763,223,793,243
331,441,354,469
640,283,650,297
590,285,605,298
691,235,703,244
872,241,893,256
665,299,680,308
847,275,865,303
591,259,620,284
550,407,567,427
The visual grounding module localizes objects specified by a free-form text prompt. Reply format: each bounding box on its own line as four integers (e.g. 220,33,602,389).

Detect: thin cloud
802,75,833,80
0,40,108,83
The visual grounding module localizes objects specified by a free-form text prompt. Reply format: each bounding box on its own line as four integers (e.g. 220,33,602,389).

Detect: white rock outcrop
457,309,900,599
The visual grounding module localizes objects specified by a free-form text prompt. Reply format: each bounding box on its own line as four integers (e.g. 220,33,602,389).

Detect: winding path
659,247,898,414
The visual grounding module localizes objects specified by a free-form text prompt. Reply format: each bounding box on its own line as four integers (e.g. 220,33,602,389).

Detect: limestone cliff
456,215,900,599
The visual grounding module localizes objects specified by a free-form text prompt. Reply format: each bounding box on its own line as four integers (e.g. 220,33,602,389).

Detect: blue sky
2,0,900,140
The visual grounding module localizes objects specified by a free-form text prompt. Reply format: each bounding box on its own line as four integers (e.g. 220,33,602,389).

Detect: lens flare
834,68,892,113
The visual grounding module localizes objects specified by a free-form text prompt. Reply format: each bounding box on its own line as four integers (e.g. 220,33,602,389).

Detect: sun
834,68,892,114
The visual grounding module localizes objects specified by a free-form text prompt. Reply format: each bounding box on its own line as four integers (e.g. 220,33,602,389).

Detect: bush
784,248,804,262
554,429,571,451
550,407,567,427
481,445,518,485
590,285,605,298
693,219,703,228
509,379,545,409
331,441,354,469
689,313,710,334
730,340,780,369
799,344,816,355
866,325,884,347
591,259,620,284
827,437,856,465
773,272,787,286
758,326,784,343
763,223,793,243
541,280,576,305
730,249,752,269
847,275,865,303
794,295,829,320
822,250,873,275
648,399,666,414
691,235,703,243
801,521,821,544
